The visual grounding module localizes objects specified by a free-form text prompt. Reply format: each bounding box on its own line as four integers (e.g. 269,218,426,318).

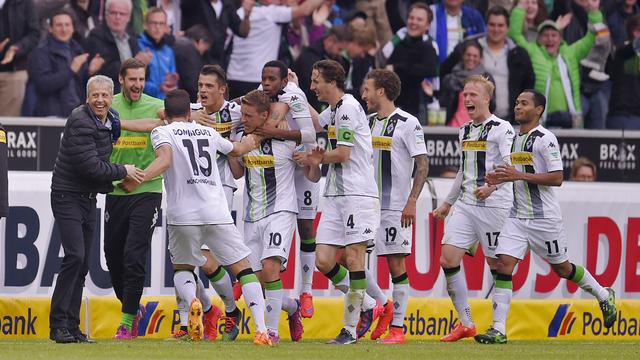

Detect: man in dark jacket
49,75,144,343
294,25,352,111
381,3,439,117
86,0,149,93
180,0,252,65
0,0,40,116
28,9,104,117
607,14,640,129
441,6,535,122
174,25,212,102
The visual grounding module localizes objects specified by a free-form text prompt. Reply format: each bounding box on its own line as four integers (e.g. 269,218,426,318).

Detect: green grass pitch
0,340,637,360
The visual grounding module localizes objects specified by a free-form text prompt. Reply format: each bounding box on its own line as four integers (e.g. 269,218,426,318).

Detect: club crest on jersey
526,138,534,150
261,142,271,154
386,123,395,134
462,140,487,151
480,128,488,139
511,151,534,165
221,109,230,122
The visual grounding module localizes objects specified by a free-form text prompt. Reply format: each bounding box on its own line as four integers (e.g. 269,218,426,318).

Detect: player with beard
106,58,166,340
475,90,616,344
432,75,515,342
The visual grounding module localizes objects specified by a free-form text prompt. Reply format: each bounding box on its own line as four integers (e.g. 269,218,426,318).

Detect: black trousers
49,191,96,331
228,80,260,101
104,193,162,315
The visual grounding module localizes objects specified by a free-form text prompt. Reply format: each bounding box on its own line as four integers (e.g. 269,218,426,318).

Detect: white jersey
509,125,563,219
191,101,243,190
458,115,514,208
151,121,234,225
370,108,427,211
318,93,378,198
243,138,298,222
258,82,316,147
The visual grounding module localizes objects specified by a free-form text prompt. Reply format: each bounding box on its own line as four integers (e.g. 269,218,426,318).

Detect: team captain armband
337,127,354,143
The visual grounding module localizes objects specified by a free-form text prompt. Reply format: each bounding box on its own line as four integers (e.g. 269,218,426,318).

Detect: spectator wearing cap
509,0,603,128
607,14,640,129
441,6,535,122
174,25,212,102
429,0,486,64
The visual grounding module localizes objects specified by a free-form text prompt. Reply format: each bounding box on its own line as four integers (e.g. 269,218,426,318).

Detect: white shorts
202,186,235,252
244,212,296,272
168,224,250,267
317,196,380,247
295,166,319,220
496,217,569,264
442,201,509,258
375,210,412,256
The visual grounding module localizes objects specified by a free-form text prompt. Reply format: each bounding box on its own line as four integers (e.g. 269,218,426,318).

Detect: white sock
365,270,388,304
195,275,212,312
174,271,197,325
391,281,409,327
344,288,365,338
444,267,474,327
241,279,267,333
208,267,237,313
300,251,315,294
265,288,283,333
492,287,512,335
174,287,188,327
282,297,298,316
362,293,377,311
571,264,609,301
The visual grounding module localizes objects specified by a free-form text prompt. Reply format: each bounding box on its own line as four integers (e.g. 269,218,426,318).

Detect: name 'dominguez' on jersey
151,121,234,225
458,115,514,208
319,94,378,198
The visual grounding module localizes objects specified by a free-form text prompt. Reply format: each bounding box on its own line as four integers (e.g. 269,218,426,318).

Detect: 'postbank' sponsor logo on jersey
114,136,148,149
511,151,534,165
210,122,233,134
462,140,487,151
243,155,275,168
372,136,393,150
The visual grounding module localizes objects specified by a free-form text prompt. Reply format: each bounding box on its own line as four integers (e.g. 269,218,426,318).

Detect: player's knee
551,262,573,279
261,257,281,279
387,255,406,277
440,255,458,269
315,251,333,273
297,220,315,241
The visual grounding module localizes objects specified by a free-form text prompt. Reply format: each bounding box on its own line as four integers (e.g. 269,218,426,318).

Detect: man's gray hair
105,0,133,12
86,75,114,97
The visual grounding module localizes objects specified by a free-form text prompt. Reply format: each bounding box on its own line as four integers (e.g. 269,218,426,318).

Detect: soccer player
107,58,165,340
256,60,319,318
475,90,617,344
189,64,246,341
432,75,515,342
362,69,429,344
236,90,321,344
144,89,272,345
296,60,380,344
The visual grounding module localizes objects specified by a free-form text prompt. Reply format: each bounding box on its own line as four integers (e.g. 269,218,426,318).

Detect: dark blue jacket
433,3,486,63
51,105,127,194
28,35,88,117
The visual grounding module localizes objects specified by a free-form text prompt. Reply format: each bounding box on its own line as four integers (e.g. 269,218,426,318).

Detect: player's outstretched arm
228,156,245,179
228,134,258,157
144,145,172,181
300,147,323,183
433,170,463,219
320,145,351,163
120,118,164,132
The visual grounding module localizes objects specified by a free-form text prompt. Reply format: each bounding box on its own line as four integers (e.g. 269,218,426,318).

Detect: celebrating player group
116,59,617,347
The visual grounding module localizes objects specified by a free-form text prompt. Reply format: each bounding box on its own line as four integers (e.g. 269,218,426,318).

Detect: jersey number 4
182,139,212,176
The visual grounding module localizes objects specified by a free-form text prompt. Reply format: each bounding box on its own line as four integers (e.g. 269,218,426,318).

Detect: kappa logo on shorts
363,228,373,235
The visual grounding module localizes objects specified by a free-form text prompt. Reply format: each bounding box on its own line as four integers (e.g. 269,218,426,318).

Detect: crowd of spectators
1,0,639,129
